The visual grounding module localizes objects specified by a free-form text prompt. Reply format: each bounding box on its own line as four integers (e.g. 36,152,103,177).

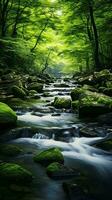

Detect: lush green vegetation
0,0,111,74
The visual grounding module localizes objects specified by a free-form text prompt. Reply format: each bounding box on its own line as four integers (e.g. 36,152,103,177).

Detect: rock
51,113,61,116
0,163,32,184
95,139,112,151
46,162,79,179
79,104,112,118
0,144,23,157
42,92,50,97
72,100,79,111
97,112,112,125
0,127,34,142
78,69,112,88
71,88,85,101
54,83,70,88
102,88,112,97
11,85,26,99
80,127,98,137
53,97,71,109
71,89,112,117
28,83,43,93
33,148,64,166
0,102,17,128
63,182,88,200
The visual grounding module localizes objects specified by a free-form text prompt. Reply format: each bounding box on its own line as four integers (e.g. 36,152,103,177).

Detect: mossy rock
77,90,112,117
0,163,32,184
0,102,17,127
71,88,85,101
79,104,112,118
53,97,71,109
11,86,26,99
29,90,37,96
46,162,77,179
0,144,23,157
33,148,64,166
96,140,112,151
28,83,43,93
72,100,79,111
103,88,112,97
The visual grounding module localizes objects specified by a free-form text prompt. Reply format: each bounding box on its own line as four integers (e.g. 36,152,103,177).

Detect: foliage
0,0,111,74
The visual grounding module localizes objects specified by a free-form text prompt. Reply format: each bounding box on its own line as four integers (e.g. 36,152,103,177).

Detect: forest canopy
0,0,112,75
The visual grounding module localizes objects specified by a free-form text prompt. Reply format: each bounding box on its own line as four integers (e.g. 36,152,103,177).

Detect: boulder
46,162,79,179
0,144,23,157
33,148,64,166
28,83,43,93
0,102,17,127
0,163,32,184
80,126,98,137
11,85,26,99
97,112,112,125
71,88,85,101
96,139,112,151
79,104,112,118
53,97,71,109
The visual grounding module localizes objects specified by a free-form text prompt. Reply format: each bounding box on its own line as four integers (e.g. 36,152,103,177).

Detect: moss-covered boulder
28,83,43,93
0,102,17,127
53,97,71,109
33,148,64,166
71,88,85,101
78,91,112,118
0,163,32,184
11,86,26,99
46,162,77,179
0,144,23,157
96,140,112,151
72,100,79,111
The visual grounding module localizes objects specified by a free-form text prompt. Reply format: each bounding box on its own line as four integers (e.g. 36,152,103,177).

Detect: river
4,78,112,200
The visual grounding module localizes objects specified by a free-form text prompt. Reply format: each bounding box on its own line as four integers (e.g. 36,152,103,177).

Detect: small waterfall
32,133,49,139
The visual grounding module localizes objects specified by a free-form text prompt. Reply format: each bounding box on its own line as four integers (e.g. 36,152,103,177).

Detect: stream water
5,78,112,200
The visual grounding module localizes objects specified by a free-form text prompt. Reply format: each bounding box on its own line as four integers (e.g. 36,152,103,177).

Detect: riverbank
0,69,112,200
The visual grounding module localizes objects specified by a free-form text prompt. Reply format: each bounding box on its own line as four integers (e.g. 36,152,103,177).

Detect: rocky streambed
0,71,112,200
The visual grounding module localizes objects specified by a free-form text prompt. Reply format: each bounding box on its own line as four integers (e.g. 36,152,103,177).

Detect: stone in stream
97,112,112,125
79,104,112,118
63,182,89,200
54,83,70,88
80,126,98,137
33,148,64,166
0,144,23,157
0,127,35,142
28,82,43,93
11,85,26,99
95,139,112,151
53,97,71,109
0,102,17,128
0,162,32,184
46,162,80,179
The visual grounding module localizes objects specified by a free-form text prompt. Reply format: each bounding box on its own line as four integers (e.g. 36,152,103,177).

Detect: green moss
0,102,17,127
71,88,85,101
53,97,71,109
46,162,61,174
96,140,112,151
33,148,64,166
72,100,79,110
28,83,43,93
11,86,26,99
0,144,23,157
0,163,32,184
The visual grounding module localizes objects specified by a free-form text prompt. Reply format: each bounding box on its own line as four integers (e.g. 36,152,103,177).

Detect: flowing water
5,78,112,200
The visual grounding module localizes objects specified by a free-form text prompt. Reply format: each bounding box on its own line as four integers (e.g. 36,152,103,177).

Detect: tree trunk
88,0,100,70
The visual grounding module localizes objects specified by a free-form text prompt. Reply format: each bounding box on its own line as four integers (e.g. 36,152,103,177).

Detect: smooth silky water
6,79,112,200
